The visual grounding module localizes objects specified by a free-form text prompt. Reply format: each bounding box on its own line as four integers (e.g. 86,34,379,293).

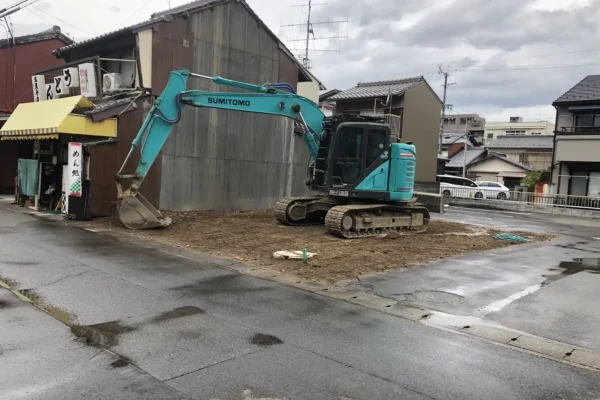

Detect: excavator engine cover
118,193,172,230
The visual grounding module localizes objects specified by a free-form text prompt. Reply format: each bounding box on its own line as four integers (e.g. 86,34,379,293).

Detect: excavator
115,70,443,238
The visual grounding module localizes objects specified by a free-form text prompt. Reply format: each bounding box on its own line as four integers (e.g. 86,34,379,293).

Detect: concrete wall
158,1,312,211
484,120,555,140
555,105,574,131
447,197,600,219
136,29,153,89
402,83,442,183
555,137,600,163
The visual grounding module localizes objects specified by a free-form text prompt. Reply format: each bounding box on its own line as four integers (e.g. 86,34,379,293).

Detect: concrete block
508,334,573,359
568,349,600,369
462,324,516,344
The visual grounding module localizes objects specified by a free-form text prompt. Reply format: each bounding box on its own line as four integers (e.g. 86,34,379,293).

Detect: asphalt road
1,203,600,399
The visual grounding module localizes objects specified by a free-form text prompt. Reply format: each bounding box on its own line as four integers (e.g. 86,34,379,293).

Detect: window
519,153,529,164
478,182,489,187
488,183,502,188
506,130,526,135
331,125,363,184
569,172,588,196
487,133,494,139
366,128,387,167
460,118,467,125
576,114,595,127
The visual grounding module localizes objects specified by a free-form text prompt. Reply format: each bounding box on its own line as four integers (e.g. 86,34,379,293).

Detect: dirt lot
81,210,549,284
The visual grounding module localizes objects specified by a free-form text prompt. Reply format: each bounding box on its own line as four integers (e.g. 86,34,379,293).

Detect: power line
29,6,94,36
120,0,158,27
454,61,600,71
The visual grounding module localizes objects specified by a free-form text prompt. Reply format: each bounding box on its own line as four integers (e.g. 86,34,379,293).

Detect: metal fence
443,187,600,210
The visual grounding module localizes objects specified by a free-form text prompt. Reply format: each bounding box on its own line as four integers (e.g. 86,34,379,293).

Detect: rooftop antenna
281,0,348,69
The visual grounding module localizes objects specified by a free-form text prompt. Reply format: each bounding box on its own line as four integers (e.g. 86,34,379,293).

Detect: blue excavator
115,70,442,238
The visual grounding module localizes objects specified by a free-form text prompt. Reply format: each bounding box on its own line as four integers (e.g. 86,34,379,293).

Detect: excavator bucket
117,193,172,230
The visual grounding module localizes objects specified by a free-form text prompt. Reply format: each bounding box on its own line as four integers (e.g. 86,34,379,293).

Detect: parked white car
437,175,484,199
475,181,511,200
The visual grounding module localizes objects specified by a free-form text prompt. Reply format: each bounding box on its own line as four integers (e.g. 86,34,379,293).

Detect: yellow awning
0,96,117,141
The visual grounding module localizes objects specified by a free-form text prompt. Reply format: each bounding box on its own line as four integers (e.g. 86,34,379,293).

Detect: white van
437,175,484,199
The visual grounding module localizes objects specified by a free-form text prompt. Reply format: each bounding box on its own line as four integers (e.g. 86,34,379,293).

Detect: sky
3,0,600,122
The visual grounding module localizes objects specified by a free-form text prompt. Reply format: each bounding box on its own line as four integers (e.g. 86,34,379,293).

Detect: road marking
475,284,542,316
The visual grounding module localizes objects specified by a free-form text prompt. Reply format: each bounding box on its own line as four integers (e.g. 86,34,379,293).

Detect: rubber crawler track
273,196,324,226
324,204,430,239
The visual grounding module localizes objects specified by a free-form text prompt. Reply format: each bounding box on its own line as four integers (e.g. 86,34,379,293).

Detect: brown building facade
51,0,324,216
0,26,73,193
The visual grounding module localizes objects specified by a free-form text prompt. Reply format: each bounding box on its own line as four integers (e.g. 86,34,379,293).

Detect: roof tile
554,75,600,104
486,135,554,149
330,77,424,100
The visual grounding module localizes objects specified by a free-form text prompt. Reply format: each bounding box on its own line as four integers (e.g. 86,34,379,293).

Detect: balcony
558,126,600,135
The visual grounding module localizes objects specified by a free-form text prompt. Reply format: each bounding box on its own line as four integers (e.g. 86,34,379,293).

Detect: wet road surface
1,204,600,399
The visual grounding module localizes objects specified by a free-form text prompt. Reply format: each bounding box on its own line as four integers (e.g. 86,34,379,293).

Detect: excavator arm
115,69,325,229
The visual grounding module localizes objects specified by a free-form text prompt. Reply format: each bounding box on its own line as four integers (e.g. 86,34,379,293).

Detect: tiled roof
53,0,325,90
470,154,533,171
54,18,165,54
329,77,424,100
486,135,554,149
446,148,487,168
554,75,600,104
319,89,341,102
0,25,73,49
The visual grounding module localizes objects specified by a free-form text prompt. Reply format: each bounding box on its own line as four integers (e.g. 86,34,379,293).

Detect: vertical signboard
61,165,69,214
45,83,56,100
53,75,67,97
78,62,97,98
31,75,47,102
63,67,80,88
68,142,83,197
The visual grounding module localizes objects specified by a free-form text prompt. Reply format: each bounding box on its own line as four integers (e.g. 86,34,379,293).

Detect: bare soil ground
80,210,550,284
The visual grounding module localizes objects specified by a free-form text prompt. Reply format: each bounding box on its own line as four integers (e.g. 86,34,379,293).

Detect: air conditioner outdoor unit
102,73,122,91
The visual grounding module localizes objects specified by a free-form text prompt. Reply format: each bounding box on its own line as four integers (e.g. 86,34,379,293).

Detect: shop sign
78,62,97,98
45,83,56,100
68,142,83,197
53,75,67,97
31,75,47,102
63,67,80,88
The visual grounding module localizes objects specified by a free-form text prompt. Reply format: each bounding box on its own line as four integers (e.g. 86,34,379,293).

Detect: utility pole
438,65,455,154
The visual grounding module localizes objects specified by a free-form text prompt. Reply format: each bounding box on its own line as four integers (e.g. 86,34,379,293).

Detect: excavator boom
115,70,325,229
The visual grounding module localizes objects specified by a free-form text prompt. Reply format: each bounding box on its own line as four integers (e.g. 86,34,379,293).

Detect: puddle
0,299,10,309
250,333,283,347
149,306,205,323
559,258,600,274
71,320,137,348
544,258,600,286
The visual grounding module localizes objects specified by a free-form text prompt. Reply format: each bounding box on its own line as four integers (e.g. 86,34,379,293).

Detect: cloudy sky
4,0,600,122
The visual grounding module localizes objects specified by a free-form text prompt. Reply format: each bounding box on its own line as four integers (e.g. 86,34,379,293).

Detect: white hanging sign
32,75,47,102
68,142,83,197
61,165,69,214
45,83,56,100
53,75,67,97
63,67,80,88
78,62,97,98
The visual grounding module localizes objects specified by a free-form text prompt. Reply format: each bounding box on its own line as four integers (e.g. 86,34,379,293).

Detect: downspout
550,104,559,190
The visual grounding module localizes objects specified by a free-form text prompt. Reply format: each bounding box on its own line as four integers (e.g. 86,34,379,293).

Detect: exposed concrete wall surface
136,29,153,89
297,81,320,103
158,2,311,211
402,83,442,183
